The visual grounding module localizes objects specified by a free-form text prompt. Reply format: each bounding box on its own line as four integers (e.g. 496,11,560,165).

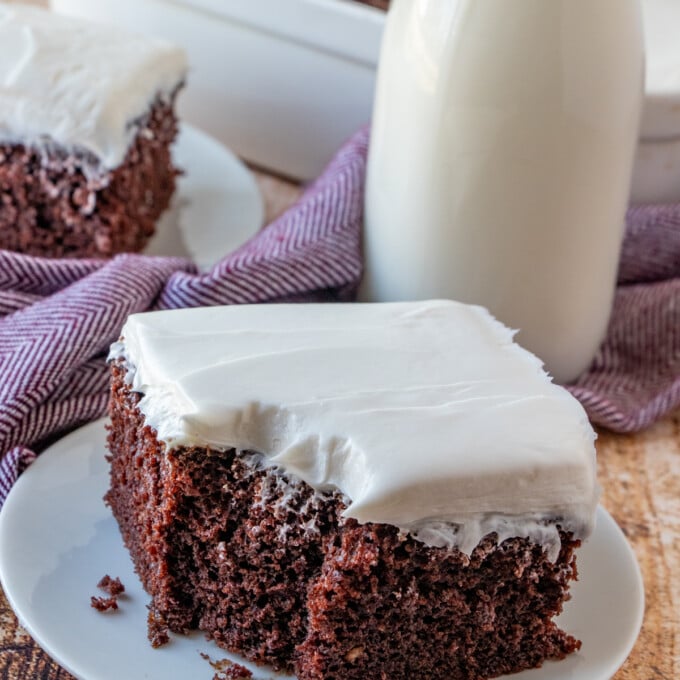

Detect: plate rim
146,121,265,270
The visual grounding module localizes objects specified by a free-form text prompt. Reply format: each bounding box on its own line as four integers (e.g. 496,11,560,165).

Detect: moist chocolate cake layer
106,361,581,680
0,98,179,259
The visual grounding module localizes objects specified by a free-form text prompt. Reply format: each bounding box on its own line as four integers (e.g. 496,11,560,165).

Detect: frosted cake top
0,3,187,168
112,300,599,558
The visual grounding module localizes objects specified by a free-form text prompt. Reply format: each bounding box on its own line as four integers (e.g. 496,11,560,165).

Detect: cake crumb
199,652,253,679
218,664,253,679
90,596,118,612
147,605,170,648
91,574,125,612
200,652,231,671
97,574,125,596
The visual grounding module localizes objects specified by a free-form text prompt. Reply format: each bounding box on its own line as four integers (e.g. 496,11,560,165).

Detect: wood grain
596,410,680,679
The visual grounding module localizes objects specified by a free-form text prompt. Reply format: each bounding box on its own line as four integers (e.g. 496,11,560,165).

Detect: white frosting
111,301,599,559
0,3,187,168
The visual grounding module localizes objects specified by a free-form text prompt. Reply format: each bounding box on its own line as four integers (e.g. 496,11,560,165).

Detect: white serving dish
50,0,384,181
634,0,680,204
631,136,680,205
640,0,680,140
50,0,680,201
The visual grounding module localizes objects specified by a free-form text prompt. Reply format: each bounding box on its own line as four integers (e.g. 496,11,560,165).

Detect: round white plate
144,124,264,271
0,420,644,680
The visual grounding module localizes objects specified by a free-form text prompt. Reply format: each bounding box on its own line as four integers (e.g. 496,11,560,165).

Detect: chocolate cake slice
0,3,187,258
106,300,599,679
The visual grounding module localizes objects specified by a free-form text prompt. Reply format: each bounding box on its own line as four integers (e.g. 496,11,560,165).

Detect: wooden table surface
1,2,679,678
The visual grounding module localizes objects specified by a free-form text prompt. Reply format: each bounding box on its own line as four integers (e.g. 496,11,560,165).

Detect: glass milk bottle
361,0,644,383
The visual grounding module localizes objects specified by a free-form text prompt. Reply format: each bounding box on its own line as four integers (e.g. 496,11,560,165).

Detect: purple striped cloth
1,126,679,506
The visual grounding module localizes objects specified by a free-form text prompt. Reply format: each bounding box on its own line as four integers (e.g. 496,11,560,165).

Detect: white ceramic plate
144,124,264,271
0,419,644,680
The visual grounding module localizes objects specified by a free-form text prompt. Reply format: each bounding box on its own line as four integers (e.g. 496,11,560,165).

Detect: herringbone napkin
1,126,679,506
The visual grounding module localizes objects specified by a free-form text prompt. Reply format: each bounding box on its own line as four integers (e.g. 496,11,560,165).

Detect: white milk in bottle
361,0,644,383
